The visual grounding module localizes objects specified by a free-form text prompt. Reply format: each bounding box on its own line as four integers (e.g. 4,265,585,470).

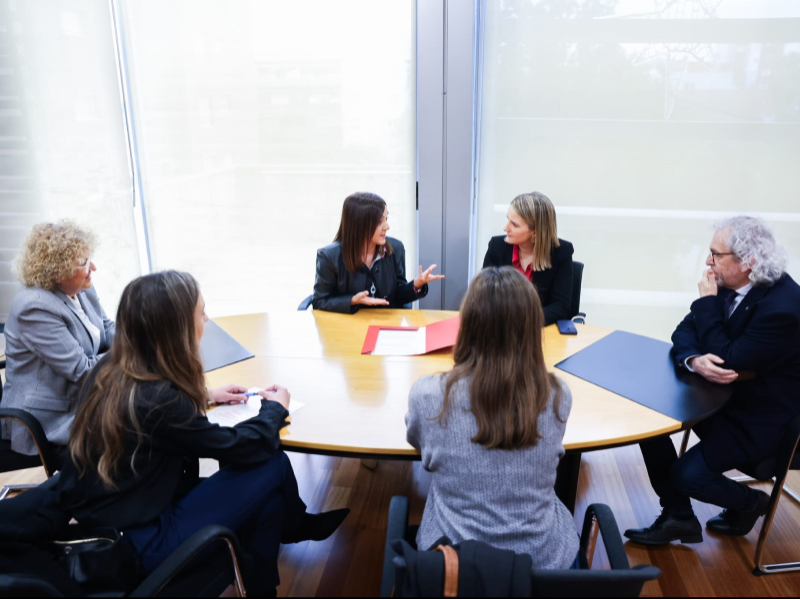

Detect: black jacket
482,236,574,326
312,237,427,313
391,538,532,598
55,359,290,530
672,274,800,470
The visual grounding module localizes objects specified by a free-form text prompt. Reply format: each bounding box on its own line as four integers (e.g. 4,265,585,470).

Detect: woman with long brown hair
312,191,443,312
405,266,579,569
482,191,574,325
57,271,348,595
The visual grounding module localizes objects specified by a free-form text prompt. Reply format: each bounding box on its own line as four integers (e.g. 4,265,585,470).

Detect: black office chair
298,294,412,311
571,261,586,324
298,295,313,311
678,414,800,575
0,361,59,495
0,524,248,598
381,497,660,598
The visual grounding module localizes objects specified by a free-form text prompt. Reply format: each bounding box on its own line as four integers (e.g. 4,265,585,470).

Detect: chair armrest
381,496,409,598
297,295,313,311
774,414,800,477
128,525,246,598
0,408,58,477
580,503,630,570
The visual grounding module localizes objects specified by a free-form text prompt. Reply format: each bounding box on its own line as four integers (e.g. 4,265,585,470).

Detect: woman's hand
259,385,291,409
350,291,390,307
208,384,248,405
413,264,445,290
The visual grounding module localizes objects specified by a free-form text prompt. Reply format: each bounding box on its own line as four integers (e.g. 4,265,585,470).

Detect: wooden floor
3,433,800,597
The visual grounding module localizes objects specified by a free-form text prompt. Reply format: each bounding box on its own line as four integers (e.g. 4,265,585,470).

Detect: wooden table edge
278,420,685,459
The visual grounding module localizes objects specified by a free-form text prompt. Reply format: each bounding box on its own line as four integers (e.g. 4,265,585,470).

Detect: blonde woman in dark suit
482,192,574,326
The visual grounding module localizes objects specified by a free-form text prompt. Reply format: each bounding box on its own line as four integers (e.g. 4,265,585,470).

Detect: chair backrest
530,565,661,598
0,409,57,476
297,295,313,311
0,574,67,597
776,413,800,476
391,557,660,599
571,261,584,319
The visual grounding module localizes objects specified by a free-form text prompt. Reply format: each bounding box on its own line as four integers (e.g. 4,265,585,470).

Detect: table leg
555,452,582,514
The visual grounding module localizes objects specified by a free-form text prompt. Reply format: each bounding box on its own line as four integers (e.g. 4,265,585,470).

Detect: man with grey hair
626,216,800,545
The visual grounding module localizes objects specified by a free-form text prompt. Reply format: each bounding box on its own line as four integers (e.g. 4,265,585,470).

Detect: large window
0,0,140,323
475,0,800,340
120,0,417,317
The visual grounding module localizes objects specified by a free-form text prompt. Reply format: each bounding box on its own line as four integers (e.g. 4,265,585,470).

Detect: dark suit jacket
312,237,427,313
56,357,289,530
672,274,800,470
482,236,574,326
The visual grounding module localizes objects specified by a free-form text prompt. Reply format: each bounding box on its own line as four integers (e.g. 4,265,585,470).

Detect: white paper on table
371,328,427,356
206,387,304,427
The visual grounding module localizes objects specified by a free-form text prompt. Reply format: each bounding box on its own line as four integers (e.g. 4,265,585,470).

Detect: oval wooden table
205,309,685,512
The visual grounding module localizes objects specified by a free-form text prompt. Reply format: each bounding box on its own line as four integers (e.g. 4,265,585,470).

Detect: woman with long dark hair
57,271,348,595
405,266,579,569
312,192,443,312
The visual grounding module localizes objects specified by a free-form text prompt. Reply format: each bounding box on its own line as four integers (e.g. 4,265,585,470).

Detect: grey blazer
1,285,115,455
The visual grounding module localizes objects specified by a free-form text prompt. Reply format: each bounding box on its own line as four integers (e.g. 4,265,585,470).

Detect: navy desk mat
555,330,732,425
199,320,254,373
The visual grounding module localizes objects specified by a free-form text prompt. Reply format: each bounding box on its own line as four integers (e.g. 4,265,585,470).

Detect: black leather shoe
281,508,350,544
624,511,703,545
706,491,770,537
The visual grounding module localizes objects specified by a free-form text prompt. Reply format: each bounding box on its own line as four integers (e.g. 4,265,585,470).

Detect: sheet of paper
371,327,427,355
206,387,304,427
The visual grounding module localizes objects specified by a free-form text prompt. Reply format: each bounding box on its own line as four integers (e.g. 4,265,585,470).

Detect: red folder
361,316,461,355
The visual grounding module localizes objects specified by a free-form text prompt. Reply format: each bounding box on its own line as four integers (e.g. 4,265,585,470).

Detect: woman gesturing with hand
314,192,444,313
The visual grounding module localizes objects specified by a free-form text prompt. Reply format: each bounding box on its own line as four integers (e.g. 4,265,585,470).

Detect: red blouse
511,244,534,282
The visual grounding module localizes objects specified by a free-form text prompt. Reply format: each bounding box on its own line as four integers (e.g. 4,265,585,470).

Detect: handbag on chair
46,526,141,594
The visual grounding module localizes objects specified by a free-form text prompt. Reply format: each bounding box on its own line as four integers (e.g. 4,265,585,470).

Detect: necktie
723,292,738,320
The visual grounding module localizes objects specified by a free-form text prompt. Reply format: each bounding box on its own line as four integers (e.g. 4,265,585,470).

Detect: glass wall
120,0,417,317
475,0,800,340
0,0,140,324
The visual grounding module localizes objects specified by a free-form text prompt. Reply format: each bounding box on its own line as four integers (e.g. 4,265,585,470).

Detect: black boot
624,510,703,545
281,509,350,544
706,491,770,536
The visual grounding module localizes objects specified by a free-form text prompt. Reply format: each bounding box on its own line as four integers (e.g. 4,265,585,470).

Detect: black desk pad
200,320,254,373
555,330,732,425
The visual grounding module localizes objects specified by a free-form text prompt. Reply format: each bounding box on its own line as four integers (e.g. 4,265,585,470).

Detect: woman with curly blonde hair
1,220,115,462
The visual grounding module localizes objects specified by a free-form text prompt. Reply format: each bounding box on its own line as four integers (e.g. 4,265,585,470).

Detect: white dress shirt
67,294,101,352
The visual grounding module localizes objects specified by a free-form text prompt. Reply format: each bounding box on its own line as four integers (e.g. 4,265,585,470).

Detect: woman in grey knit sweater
405,266,579,570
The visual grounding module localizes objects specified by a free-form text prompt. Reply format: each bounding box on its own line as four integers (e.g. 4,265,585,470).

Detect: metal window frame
108,0,152,275
417,0,480,310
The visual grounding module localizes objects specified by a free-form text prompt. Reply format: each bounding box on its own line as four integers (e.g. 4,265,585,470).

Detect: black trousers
640,433,761,515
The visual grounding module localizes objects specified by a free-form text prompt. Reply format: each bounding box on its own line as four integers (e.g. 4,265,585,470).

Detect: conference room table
205,309,697,511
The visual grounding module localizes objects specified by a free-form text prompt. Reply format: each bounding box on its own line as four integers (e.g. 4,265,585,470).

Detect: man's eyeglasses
709,252,734,264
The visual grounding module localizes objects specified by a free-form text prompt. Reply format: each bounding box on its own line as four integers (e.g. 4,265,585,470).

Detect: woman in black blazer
482,192,574,326
313,192,444,313
58,271,349,595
